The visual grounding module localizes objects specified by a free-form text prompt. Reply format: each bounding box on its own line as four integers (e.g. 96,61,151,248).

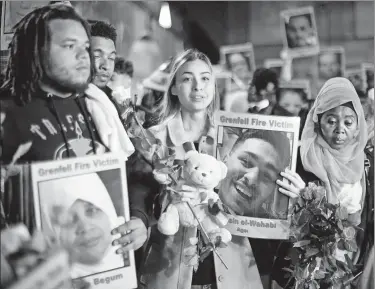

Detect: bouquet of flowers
284,183,363,289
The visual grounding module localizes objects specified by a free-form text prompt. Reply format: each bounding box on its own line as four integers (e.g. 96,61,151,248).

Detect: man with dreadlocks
0,4,148,258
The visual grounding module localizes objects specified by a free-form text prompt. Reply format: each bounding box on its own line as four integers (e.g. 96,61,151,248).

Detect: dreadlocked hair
90,21,117,44
2,4,92,106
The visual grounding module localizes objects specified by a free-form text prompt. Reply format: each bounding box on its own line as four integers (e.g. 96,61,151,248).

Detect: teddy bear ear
219,162,228,178
185,150,199,160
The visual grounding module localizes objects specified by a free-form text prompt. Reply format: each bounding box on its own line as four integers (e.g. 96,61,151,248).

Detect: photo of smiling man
219,128,292,220
38,172,128,279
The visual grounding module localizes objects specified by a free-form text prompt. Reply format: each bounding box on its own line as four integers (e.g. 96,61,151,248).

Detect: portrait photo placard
264,58,284,79
318,46,345,81
361,62,374,92
345,68,363,92
219,43,256,91
279,79,312,101
214,111,300,239
212,65,233,111
1,1,49,50
291,55,320,98
31,153,137,289
280,6,320,58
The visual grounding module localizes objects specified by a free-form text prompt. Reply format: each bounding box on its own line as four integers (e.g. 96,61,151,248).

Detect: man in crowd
0,4,147,259
89,19,156,269
89,21,134,117
90,20,117,95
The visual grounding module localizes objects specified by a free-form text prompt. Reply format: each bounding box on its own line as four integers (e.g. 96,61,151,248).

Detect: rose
111,86,131,105
342,227,356,240
335,206,349,220
301,187,313,200
337,184,362,214
312,185,325,201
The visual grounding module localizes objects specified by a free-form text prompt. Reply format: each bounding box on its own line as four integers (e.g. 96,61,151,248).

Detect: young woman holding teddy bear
130,49,302,289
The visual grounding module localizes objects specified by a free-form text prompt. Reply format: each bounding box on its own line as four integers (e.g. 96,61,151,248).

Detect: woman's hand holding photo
276,168,306,198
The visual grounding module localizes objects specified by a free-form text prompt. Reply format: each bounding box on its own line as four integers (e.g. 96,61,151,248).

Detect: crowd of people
0,3,374,289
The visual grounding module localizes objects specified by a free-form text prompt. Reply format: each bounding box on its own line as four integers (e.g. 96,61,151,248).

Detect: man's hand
111,217,147,252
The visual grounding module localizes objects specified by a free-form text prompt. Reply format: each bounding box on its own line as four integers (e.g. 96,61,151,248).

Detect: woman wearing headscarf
38,173,126,279
300,77,368,221
273,77,374,288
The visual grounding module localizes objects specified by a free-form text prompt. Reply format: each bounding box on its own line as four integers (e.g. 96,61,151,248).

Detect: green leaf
322,257,334,272
300,223,310,236
290,247,300,265
336,206,349,220
336,260,350,272
309,281,318,289
310,207,323,215
328,256,338,270
324,203,337,211
344,254,355,272
297,198,305,208
295,266,305,279
337,220,344,231
344,239,358,252
311,280,320,289
308,258,318,274
297,209,312,225
305,248,319,258
337,239,346,250
160,190,170,213
293,240,311,247
314,270,326,279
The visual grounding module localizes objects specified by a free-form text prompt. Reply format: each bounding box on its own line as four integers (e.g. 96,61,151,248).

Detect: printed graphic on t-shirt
29,113,106,160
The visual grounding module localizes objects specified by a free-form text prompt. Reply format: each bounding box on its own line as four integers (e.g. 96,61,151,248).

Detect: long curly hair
1,4,94,105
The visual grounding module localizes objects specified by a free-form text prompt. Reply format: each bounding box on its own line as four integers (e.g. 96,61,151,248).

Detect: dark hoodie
1,88,107,162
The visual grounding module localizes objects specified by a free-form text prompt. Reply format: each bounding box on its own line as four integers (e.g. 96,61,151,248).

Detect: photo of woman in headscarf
38,173,127,279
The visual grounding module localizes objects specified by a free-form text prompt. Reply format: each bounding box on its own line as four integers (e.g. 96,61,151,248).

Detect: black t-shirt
1,91,107,163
